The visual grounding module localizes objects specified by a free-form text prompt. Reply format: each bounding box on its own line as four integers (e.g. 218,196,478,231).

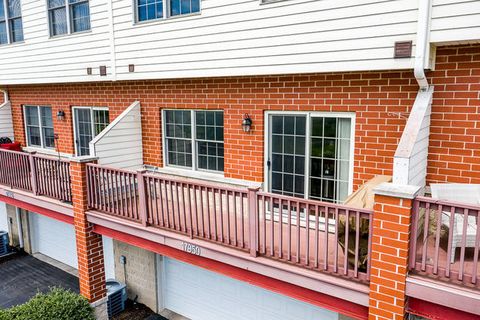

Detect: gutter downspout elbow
0,89,9,104
414,0,432,91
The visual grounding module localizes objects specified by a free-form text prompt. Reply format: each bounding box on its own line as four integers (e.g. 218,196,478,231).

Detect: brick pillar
368,183,421,320
70,158,106,303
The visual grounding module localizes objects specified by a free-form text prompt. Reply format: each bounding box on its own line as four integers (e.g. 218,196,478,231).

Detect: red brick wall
5,44,480,188
428,45,480,184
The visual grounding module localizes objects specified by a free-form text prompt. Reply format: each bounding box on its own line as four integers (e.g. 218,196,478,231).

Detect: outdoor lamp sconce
57,110,66,121
242,114,252,133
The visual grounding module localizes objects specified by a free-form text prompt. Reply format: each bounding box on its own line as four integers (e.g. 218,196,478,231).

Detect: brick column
70,157,106,303
368,183,421,320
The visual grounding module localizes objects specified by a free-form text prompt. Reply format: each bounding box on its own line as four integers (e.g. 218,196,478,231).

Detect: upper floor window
163,109,224,173
137,0,199,22
48,0,90,37
0,0,24,45
24,106,55,149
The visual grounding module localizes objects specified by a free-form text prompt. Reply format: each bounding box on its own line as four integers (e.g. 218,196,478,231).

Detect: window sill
48,29,92,40
23,146,73,159
144,165,262,189
133,11,201,27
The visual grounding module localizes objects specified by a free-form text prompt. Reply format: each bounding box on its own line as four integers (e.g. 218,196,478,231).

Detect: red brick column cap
373,182,422,199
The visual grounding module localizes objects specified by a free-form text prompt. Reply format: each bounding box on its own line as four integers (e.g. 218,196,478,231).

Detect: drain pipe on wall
0,89,9,105
392,0,434,187
414,0,432,90
15,208,24,249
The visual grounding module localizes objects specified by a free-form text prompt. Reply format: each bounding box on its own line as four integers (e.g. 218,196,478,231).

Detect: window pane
27,126,41,146
197,141,223,172
40,107,53,128
93,109,109,135
48,0,64,8
43,127,55,148
7,0,21,17
25,106,39,126
0,22,6,45
71,1,90,32
170,0,199,16
269,115,306,198
138,0,162,21
9,17,23,42
50,7,67,36
0,2,4,19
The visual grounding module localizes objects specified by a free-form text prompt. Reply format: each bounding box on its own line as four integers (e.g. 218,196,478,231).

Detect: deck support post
70,156,107,306
368,183,421,320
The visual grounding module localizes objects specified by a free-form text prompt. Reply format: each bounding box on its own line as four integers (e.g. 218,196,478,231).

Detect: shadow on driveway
0,254,79,309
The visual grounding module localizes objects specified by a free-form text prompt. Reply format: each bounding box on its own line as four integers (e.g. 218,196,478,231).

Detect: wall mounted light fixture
242,114,252,133
57,110,66,121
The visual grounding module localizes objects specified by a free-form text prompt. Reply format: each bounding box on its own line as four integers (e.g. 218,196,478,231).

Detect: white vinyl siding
0,0,111,84
430,0,480,44
0,0,479,84
112,0,419,80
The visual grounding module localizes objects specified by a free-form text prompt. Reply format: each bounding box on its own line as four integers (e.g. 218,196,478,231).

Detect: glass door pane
74,108,93,156
268,115,306,198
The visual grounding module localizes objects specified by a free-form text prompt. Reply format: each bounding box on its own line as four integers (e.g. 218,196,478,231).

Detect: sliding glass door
267,113,353,203
73,107,109,156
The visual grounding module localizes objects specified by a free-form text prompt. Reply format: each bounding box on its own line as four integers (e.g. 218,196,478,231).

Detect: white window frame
161,109,224,175
264,111,355,203
72,106,109,157
23,105,55,150
0,0,23,45
46,0,91,37
133,0,201,24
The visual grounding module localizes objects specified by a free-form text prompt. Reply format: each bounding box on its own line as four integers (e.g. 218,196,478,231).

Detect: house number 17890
181,242,201,256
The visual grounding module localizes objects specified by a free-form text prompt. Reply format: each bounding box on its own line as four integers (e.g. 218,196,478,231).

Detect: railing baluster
270,196,274,257
344,210,350,276
278,199,283,259
446,206,455,278
433,204,443,274
323,205,328,271
421,202,431,271
296,200,300,264
472,211,480,285
459,208,469,281
354,211,360,278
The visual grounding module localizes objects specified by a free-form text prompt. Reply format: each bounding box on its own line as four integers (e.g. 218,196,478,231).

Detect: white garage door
163,258,340,320
30,213,78,269
0,202,8,233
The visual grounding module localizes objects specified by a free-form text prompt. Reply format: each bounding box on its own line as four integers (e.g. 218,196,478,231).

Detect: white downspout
15,207,24,249
414,0,432,90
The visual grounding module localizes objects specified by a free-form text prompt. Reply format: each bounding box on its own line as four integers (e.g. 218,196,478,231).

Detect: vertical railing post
28,152,38,195
248,187,260,257
137,169,148,227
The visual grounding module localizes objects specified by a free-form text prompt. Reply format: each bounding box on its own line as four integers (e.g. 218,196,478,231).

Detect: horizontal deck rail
0,149,72,202
86,163,373,282
410,196,480,288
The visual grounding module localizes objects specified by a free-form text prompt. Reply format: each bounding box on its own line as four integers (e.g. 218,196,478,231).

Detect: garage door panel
30,213,78,269
0,202,9,232
163,258,339,320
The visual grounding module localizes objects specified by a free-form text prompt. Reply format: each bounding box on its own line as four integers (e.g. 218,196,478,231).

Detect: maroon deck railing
256,192,373,281
86,163,373,281
0,148,72,202
33,155,72,202
0,148,32,192
410,196,480,288
86,164,140,221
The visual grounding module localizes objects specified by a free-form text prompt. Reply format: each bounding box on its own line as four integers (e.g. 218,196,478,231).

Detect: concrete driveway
0,254,79,308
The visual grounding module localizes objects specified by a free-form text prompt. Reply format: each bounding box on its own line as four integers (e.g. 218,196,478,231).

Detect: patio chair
431,184,480,263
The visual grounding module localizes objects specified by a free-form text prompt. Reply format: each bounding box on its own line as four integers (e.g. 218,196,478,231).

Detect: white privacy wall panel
0,0,112,85
112,0,419,79
430,0,480,44
89,101,143,170
0,102,14,140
